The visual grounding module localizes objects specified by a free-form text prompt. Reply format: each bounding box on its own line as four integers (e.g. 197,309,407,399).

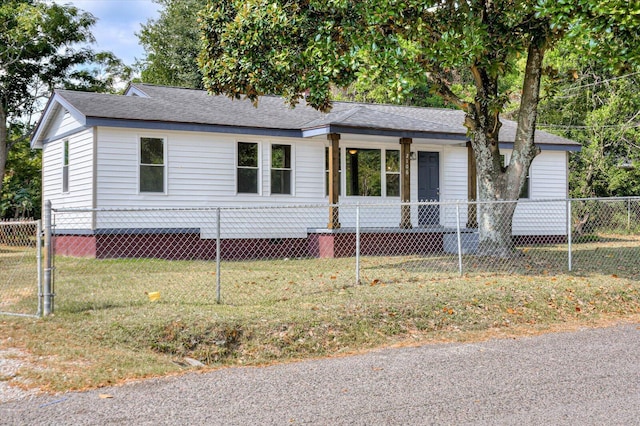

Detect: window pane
386,150,399,172
141,138,164,165
63,140,69,192
346,148,381,196
140,165,164,192
272,145,290,169
237,168,258,193
63,140,69,166
238,142,258,167
386,173,399,197
62,166,69,193
271,170,291,194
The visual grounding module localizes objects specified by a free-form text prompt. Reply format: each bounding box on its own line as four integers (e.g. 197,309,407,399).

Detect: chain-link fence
42,197,640,314
0,220,41,317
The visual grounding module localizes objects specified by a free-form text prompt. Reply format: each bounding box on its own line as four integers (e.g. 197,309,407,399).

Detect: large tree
0,0,125,214
198,0,639,256
137,0,206,88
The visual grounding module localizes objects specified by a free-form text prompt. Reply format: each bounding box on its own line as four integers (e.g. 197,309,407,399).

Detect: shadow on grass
362,250,568,277
571,245,640,281
361,243,640,281
59,300,147,314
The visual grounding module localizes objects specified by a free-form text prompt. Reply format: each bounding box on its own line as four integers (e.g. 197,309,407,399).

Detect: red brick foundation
52,231,567,260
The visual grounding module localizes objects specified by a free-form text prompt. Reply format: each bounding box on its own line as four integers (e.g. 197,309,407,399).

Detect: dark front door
418,151,440,226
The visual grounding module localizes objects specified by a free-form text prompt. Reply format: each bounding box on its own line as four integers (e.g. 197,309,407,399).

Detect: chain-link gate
0,220,42,317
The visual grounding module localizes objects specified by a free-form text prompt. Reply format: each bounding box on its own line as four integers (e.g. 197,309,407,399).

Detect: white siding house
31,84,580,258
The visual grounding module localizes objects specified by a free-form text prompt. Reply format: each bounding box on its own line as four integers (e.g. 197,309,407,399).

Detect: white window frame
384,149,400,197
345,147,383,197
138,135,167,194
340,146,401,198
62,139,69,193
236,141,261,195
270,143,293,195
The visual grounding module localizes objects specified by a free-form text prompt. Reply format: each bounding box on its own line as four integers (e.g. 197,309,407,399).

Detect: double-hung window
385,150,400,197
271,144,291,194
140,137,165,193
237,142,259,193
62,140,69,193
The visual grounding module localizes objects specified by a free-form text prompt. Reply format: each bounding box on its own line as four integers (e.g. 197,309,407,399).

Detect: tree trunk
471,128,519,257
468,39,547,257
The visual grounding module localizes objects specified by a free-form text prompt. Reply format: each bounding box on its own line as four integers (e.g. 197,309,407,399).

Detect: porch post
327,133,341,229
400,137,412,229
466,141,478,228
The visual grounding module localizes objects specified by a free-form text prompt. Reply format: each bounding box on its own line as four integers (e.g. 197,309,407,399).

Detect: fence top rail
49,196,640,214
570,196,640,203
0,219,39,225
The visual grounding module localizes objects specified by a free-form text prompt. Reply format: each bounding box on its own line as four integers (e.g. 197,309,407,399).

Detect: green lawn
1,234,639,392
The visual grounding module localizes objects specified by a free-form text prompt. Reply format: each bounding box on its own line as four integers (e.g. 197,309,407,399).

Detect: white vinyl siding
41,129,94,230
510,150,569,236
39,106,95,229
85,126,570,237
95,129,327,209
441,145,468,227
42,130,94,209
46,110,85,141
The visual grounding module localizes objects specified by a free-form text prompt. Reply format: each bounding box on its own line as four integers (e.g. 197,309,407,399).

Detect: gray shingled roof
41,83,579,148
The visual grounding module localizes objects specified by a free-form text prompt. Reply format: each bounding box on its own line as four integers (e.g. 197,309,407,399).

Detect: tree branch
425,71,469,111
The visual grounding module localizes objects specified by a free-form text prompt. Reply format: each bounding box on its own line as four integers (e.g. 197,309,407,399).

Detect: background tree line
1,0,130,219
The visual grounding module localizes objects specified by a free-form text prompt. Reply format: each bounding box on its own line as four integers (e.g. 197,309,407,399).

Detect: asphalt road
1,324,639,425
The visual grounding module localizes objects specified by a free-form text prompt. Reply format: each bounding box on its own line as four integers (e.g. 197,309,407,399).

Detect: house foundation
52,228,566,260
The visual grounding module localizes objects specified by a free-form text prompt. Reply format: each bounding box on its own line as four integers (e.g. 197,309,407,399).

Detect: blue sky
52,0,160,66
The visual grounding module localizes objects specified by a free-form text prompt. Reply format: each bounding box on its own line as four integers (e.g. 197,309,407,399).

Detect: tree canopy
538,43,640,198
137,0,206,88
198,0,639,255
0,0,128,218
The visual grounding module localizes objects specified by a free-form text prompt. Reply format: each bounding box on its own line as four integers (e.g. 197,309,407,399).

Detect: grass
1,234,639,393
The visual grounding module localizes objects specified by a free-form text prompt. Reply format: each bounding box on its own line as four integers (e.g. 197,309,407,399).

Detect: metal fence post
355,203,361,285
36,219,43,317
628,197,631,232
567,199,573,272
455,202,463,276
216,207,221,304
43,200,54,315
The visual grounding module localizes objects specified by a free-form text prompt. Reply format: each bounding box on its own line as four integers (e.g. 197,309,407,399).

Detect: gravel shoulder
0,348,37,404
